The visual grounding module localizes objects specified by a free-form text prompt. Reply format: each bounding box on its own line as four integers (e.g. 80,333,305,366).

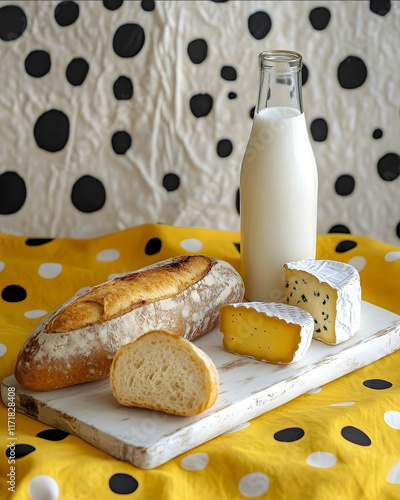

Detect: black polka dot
66,58,89,86
163,173,180,192
71,175,106,213
341,426,371,446
335,175,355,196
221,65,237,81
187,39,208,64
337,56,368,89
5,444,35,459
309,7,331,30
274,427,305,442
249,106,255,119
2,285,27,302
109,474,139,495
363,378,392,390
396,222,400,239
0,5,27,41
328,224,351,234
234,242,240,253
34,109,70,152
103,0,124,10
0,172,26,214
236,188,240,214
377,153,400,181
25,238,54,246
372,128,383,139
310,118,328,142
228,92,237,100
25,50,51,78
113,23,145,58
248,11,272,40
111,131,132,155
54,1,79,27
335,240,357,253
211,0,229,2
217,139,233,158
145,238,162,255
113,76,133,100
370,0,391,16
302,63,309,86
141,0,155,11
37,429,69,441
189,93,213,118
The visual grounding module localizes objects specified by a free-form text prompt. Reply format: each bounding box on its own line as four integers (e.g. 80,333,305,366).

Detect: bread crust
15,256,244,391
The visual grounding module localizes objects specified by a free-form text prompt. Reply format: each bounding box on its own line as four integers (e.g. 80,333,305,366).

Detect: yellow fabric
1,224,400,499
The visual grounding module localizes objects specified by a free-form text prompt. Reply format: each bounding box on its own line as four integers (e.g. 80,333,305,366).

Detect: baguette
110,330,219,416
15,255,244,391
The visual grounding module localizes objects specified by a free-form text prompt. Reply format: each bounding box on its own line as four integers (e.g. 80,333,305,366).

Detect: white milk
240,106,318,302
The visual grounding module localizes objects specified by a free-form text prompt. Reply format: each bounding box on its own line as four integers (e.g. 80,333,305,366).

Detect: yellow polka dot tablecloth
1,223,400,500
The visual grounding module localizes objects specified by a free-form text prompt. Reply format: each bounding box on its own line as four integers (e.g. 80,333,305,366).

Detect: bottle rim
259,50,302,73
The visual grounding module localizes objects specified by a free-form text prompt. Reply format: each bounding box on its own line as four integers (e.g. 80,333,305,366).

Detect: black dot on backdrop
335,240,357,253
221,65,237,81
141,0,155,12
309,7,331,30
103,0,124,10
37,429,69,441
234,242,240,253
329,224,351,234
236,188,240,214
66,58,89,86
310,118,328,142
217,139,233,158
341,426,371,446
189,93,213,118
248,11,272,40
335,174,355,196
249,106,255,119
337,56,368,89
0,172,27,215
211,0,229,3
71,175,106,213
54,1,79,27
372,128,383,139
163,173,180,192
2,285,27,302
0,5,27,41
113,76,133,100
377,153,400,181
302,63,309,86
370,0,391,16
145,238,162,255
5,444,35,459
113,23,145,58
363,378,393,389
34,109,70,152
274,427,305,442
25,50,51,78
228,92,237,99
187,39,208,64
111,131,132,155
109,474,139,495
25,238,53,246
397,222,400,239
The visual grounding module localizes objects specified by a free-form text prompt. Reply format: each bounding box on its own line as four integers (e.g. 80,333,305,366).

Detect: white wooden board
2,301,400,469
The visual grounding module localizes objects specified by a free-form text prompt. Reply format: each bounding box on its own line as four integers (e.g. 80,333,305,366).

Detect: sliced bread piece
110,330,219,416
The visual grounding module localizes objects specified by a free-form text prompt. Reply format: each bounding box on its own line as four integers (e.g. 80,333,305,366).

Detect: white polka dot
38,263,62,279
28,475,59,500
385,251,400,262
180,452,209,471
224,421,250,434
96,249,120,262
384,410,400,429
347,256,366,272
0,344,7,357
24,310,47,319
306,452,337,468
238,472,270,497
307,387,322,394
387,461,400,484
0,261,4,272
75,286,91,296
328,402,355,407
180,238,203,252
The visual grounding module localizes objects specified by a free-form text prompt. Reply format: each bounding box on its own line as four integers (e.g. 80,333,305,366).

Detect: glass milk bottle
240,50,318,302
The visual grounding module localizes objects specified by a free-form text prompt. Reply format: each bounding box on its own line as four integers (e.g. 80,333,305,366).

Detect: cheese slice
220,302,314,364
283,259,361,345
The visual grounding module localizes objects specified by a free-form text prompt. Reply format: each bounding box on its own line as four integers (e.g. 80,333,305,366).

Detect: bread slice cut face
110,330,219,416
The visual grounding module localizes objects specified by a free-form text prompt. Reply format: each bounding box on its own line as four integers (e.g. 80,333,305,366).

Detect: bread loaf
15,255,244,391
110,330,219,416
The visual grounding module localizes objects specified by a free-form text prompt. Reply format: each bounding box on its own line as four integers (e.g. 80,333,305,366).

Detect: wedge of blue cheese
284,259,361,345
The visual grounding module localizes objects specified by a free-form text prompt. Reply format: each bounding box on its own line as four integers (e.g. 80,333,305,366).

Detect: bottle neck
256,50,303,114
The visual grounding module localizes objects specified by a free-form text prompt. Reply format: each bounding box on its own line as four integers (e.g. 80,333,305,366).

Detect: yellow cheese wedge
220,302,314,364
